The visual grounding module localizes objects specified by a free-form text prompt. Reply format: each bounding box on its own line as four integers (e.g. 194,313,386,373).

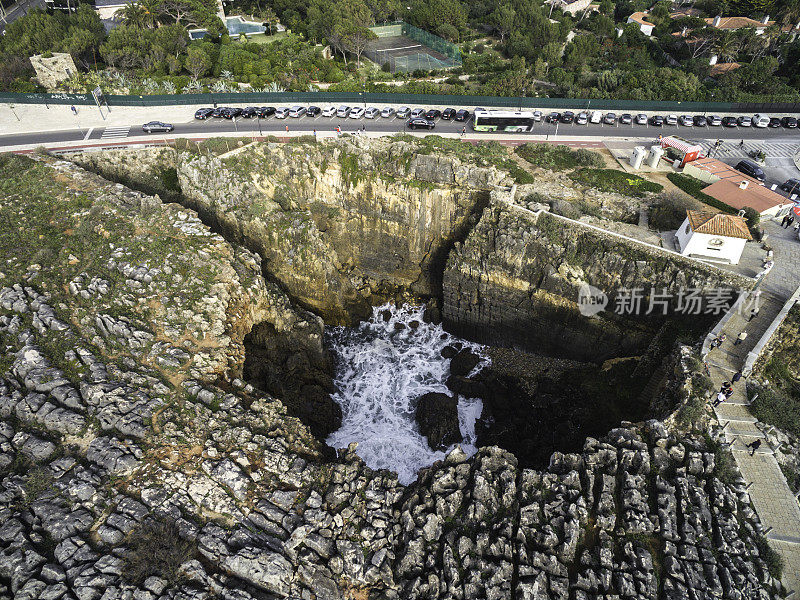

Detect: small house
674,210,752,264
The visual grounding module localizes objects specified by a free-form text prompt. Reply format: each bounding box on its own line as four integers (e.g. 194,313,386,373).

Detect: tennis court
365,22,461,73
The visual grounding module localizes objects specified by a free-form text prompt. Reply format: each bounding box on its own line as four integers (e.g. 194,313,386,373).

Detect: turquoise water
189,17,266,40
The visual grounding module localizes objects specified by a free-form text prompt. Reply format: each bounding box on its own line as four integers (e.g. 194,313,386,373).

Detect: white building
627,12,656,36
674,210,752,264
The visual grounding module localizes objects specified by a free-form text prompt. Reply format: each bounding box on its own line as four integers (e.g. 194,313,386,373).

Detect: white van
753,113,770,128
590,110,603,124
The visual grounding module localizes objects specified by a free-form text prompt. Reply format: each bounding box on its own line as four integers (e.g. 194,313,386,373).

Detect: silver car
336,105,351,118
396,106,411,118
381,107,396,118
410,108,426,118
275,107,290,119
636,113,648,125
365,107,380,119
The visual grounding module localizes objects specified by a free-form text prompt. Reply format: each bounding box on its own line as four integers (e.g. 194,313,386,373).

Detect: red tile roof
709,62,741,77
628,11,656,26
686,210,752,240
705,16,770,29
702,180,787,214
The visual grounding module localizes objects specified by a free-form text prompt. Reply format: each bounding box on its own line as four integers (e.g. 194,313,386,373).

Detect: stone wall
443,195,754,361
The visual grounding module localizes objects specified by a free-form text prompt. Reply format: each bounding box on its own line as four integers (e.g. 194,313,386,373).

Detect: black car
241,107,257,118
735,160,766,182
769,117,783,128
619,113,632,125
779,179,800,194
194,108,214,120
546,112,561,123
454,109,471,122
425,109,442,120
407,118,435,130
222,108,242,119
307,106,322,117
561,111,575,124
649,115,664,126
257,106,276,118
142,121,174,133
782,116,798,128
722,116,738,127
693,115,707,127
442,108,457,120
211,107,226,118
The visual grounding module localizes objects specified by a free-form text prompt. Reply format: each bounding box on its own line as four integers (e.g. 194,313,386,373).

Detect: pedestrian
70,105,77,116
718,333,726,346
362,123,366,132
725,387,734,399
781,214,790,227
713,391,727,407
794,221,800,234
285,125,289,134
787,216,795,228
734,331,748,345
739,139,745,148
462,126,467,137
748,307,759,321
720,381,731,392
313,128,317,138
732,369,743,384
746,439,761,455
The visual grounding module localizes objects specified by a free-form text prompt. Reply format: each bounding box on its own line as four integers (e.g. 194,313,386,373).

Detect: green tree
185,45,212,79
489,3,516,42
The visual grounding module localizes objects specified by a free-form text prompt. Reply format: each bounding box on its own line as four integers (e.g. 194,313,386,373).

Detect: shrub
648,193,694,231
755,535,784,581
122,520,197,587
569,169,663,198
742,206,761,237
751,386,800,437
676,396,706,428
381,62,391,72
667,173,737,214
474,43,485,54
515,143,603,170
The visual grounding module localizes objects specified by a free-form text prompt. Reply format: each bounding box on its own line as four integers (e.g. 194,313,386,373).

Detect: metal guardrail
1,91,800,112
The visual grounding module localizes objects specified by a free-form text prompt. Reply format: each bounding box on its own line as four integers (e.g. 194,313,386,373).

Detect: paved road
0,0,45,35
1,112,799,151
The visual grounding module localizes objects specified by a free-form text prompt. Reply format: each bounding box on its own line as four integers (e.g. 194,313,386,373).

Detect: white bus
472,109,536,132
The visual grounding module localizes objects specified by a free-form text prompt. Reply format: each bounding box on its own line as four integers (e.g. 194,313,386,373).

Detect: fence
364,21,461,73
1,90,800,113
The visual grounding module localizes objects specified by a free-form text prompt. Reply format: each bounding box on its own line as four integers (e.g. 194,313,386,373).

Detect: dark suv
442,108,457,120
560,111,575,123
194,108,214,120
257,106,276,118
454,109,471,121
782,116,798,128
735,160,766,182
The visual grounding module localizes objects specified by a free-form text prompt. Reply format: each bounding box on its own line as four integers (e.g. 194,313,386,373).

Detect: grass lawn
569,168,664,198
245,31,288,44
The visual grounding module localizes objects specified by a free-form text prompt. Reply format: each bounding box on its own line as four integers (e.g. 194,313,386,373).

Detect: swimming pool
188,16,266,40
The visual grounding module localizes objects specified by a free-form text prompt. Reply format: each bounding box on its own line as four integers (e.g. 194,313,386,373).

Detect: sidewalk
706,276,800,592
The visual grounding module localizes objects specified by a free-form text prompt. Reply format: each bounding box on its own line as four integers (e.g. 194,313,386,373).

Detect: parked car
603,112,616,124
532,110,542,122
349,107,365,119
396,106,411,118
210,107,225,118
546,112,561,123
222,107,242,119
406,118,435,130
679,114,693,126
768,117,783,128
634,113,647,125
781,116,798,128
561,111,575,123
665,114,678,126
410,108,426,119
321,106,336,117
425,109,442,120
737,115,752,127
307,106,321,117
649,115,664,126
442,108,457,120
257,106,276,118
455,109,471,121
590,111,602,124
708,115,722,126
194,108,214,120
365,107,380,119
336,105,352,118
692,115,707,127
142,121,174,133
288,105,306,118
619,113,633,125
735,159,765,181
576,112,589,125
240,107,257,118
779,178,800,194
380,107,396,118
275,107,290,119
722,116,738,127
752,113,769,128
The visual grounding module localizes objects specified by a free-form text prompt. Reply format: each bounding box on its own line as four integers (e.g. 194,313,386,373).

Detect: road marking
83,127,94,141
101,126,130,140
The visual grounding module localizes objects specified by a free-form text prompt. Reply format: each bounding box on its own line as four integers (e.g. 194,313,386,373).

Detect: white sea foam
326,304,486,484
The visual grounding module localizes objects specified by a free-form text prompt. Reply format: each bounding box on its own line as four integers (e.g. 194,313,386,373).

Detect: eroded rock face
443,194,752,362
0,151,787,600
414,392,461,450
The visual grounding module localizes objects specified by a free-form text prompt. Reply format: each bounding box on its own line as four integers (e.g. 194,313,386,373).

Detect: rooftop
686,210,752,240
702,180,788,214
628,12,656,26
705,16,771,29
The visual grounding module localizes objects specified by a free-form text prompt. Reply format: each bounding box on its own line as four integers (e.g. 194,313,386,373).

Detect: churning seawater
326,304,485,484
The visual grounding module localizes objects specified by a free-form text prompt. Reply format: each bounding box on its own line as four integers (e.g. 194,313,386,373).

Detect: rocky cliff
0,150,787,600
443,193,754,362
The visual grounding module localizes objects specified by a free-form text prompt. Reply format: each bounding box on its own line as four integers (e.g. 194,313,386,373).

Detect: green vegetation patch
751,386,800,437
666,173,737,214
122,520,197,587
515,143,603,171
569,169,663,198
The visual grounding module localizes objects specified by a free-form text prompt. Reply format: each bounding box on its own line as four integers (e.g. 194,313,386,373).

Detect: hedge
667,173,738,214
